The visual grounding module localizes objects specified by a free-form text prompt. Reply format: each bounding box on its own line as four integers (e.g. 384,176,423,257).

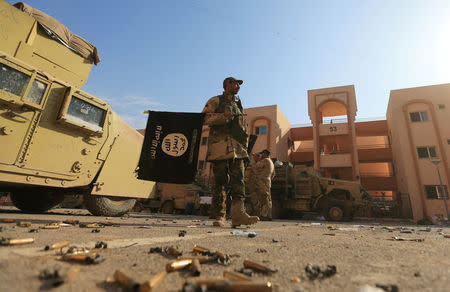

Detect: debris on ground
256,248,267,253
182,278,274,292
243,260,278,274
63,220,79,225
42,223,61,229
149,247,163,254
141,271,167,292
0,219,15,223
272,239,280,243
79,223,103,228
29,229,39,233
0,237,35,245
389,237,424,242
164,245,182,257
375,283,399,292
45,241,70,251
444,234,450,238
223,270,252,281
17,221,31,227
113,269,140,291
190,258,201,276
323,233,336,236
60,247,105,265
94,241,108,249
191,245,233,265
38,268,66,289
91,229,100,233
179,230,187,237
305,264,337,280
232,230,258,238
310,223,322,226
291,276,301,283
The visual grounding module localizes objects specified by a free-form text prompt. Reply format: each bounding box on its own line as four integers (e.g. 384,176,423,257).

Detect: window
26,79,47,105
417,146,437,158
438,104,445,110
447,139,450,145
65,96,106,132
0,63,30,97
255,126,267,135
201,137,208,145
198,160,205,170
425,185,449,199
409,111,429,122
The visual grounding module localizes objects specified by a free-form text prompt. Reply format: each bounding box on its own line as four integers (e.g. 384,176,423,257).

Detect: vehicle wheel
161,200,175,214
84,195,136,217
10,188,64,213
324,200,351,221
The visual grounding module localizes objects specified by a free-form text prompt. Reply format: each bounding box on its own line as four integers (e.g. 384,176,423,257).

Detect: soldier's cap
260,149,270,156
223,77,243,89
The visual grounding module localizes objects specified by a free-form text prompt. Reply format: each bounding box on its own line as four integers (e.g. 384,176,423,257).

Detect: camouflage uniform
202,92,248,219
253,157,275,219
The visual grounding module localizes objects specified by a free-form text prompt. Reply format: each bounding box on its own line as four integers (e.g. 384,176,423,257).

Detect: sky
11,0,450,128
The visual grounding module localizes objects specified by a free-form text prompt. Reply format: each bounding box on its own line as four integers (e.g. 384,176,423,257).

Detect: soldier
202,77,259,227
245,152,261,216
253,149,275,221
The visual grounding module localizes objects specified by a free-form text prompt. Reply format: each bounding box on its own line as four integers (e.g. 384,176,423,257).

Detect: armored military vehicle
271,164,371,221
0,1,155,216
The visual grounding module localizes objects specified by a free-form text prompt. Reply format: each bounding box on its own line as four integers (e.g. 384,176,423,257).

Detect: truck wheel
161,200,175,214
10,189,64,213
324,200,350,221
84,195,136,217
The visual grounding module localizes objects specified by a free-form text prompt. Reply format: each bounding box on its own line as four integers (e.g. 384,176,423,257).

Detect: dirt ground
0,206,449,292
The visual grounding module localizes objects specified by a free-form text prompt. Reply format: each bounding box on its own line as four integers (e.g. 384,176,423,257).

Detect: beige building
387,83,450,221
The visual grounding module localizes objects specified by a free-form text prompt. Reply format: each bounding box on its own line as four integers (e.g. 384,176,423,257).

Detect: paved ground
0,206,449,292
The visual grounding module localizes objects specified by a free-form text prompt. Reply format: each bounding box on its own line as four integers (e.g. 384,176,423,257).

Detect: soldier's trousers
255,178,272,218
211,159,245,218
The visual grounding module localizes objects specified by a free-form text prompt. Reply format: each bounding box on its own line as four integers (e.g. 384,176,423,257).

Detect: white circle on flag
161,133,189,157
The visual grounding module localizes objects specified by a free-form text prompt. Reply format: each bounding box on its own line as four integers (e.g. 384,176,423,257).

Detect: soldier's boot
213,216,226,227
231,200,259,227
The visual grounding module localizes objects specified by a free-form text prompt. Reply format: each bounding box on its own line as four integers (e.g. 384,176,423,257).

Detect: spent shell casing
190,258,201,276
166,259,192,272
193,245,210,253
139,271,167,292
113,270,140,290
42,224,60,229
17,222,31,227
0,237,35,245
178,256,213,264
243,260,278,274
184,278,273,292
50,241,70,250
0,219,15,223
223,270,252,282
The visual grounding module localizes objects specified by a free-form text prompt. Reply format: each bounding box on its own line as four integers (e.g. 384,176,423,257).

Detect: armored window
66,96,106,132
255,126,267,135
424,185,448,199
417,146,437,158
0,63,30,97
201,137,208,145
409,111,429,122
25,79,47,105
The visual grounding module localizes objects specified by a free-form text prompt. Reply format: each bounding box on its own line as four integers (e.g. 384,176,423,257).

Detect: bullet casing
166,259,193,272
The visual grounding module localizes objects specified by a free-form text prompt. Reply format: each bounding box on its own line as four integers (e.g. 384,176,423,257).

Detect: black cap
223,77,243,89
260,149,270,156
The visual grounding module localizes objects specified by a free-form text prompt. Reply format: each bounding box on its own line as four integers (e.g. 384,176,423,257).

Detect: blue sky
12,0,450,128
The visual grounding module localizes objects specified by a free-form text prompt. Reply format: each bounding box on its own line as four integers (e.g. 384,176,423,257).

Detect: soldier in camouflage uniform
245,152,261,216
202,77,259,227
253,149,275,220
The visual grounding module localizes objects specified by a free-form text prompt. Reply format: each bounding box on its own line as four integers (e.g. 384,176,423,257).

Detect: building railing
357,143,390,149
321,118,348,124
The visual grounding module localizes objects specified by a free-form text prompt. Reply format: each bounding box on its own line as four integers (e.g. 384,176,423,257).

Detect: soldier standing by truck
253,149,275,220
202,77,259,227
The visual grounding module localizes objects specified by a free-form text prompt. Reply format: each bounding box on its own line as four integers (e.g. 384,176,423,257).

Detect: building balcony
360,175,397,191
290,151,314,163
318,122,348,136
358,147,392,162
320,153,352,167
355,120,388,136
290,126,313,141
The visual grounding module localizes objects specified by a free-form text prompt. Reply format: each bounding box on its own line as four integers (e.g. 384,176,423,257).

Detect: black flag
137,111,205,184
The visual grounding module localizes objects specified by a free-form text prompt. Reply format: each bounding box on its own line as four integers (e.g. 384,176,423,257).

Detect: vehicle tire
161,200,175,214
10,188,64,213
83,195,136,217
324,200,351,221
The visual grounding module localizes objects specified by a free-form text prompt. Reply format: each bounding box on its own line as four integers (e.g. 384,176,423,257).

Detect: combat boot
231,200,259,227
213,216,226,227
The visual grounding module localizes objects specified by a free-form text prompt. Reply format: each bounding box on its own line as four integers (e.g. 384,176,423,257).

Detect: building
387,83,450,221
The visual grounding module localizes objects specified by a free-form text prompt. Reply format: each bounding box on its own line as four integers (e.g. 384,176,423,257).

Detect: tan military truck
0,1,155,216
271,164,371,221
